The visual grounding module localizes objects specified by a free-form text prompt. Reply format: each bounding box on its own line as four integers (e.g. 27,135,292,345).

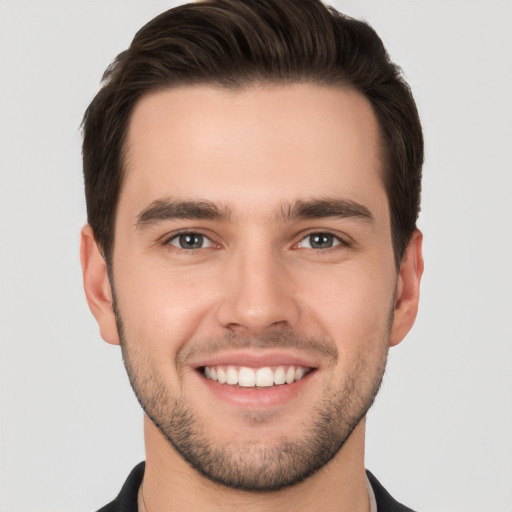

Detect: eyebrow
135,199,232,230
135,196,374,230
277,197,374,224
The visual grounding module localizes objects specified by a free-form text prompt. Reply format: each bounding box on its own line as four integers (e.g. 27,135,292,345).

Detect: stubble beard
116,310,390,492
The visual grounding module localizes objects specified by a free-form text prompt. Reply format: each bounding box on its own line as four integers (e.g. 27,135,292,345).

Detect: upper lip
191,349,320,370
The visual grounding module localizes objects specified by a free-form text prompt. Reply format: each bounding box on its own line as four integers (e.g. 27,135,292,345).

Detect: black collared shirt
96,462,416,512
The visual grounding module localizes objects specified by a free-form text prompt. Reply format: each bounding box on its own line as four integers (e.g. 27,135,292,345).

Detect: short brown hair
82,0,423,266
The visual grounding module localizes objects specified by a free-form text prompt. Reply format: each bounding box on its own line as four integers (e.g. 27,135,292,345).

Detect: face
82,83,422,491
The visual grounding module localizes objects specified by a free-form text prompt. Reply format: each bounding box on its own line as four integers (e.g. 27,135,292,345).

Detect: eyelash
162,230,349,253
163,231,218,252
295,232,347,251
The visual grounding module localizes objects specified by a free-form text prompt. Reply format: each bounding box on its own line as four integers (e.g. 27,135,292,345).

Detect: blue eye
168,233,213,249
298,233,341,249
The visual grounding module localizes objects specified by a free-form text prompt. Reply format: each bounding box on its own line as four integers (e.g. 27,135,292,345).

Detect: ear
80,225,120,345
390,229,424,347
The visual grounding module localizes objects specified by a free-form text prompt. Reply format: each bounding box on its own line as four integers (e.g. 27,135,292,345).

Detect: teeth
239,367,255,387
256,367,274,387
295,367,306,380
226,366,238,385
217,367,226,384
203,365,310,387
273,366,286,385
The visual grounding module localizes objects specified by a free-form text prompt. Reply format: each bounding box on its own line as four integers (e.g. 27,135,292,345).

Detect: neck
141,416,370,512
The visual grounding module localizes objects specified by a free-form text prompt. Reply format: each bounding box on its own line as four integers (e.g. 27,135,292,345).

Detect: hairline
111,79,395,257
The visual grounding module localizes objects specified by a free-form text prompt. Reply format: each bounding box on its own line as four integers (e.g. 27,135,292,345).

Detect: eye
167,232,213,250
298,232,342,250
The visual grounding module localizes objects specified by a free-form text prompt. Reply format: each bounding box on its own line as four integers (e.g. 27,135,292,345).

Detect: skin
81,84,423,511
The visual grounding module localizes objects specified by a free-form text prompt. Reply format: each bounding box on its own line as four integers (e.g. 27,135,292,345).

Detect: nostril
223,320,292,338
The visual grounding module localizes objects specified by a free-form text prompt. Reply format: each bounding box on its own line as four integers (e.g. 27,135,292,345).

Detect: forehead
122,83,387,222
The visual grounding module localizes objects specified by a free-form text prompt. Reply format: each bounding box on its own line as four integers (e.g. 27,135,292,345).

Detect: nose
215,242,300,335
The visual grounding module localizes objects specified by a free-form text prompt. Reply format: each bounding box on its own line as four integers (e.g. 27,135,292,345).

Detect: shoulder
366,470,417,512
95,462,145,512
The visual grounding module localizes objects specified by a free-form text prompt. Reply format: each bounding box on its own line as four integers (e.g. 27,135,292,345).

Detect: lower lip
197,370,315,409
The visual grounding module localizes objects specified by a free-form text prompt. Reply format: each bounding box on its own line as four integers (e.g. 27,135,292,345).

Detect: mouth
191,351,319,408
201,364,312,388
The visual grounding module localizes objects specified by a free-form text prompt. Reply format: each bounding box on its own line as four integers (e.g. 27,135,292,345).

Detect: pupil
180,233,203,249
311,234,332,248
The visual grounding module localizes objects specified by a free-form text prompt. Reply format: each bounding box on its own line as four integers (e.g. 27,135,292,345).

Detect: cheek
297,264,395,351
113,260,220,352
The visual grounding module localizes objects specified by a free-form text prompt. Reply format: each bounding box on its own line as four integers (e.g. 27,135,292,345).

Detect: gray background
1,1,511,511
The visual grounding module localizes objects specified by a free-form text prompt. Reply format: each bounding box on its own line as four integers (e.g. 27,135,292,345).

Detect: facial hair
115,307,390,492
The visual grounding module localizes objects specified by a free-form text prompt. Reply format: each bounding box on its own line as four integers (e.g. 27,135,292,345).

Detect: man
80,0,424,510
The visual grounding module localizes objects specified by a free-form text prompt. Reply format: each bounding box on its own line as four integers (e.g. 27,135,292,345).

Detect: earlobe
80,225,120,345
390,229,424,347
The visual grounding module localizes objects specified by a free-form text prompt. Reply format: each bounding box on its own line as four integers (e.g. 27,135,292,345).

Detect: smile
203,365,311,388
